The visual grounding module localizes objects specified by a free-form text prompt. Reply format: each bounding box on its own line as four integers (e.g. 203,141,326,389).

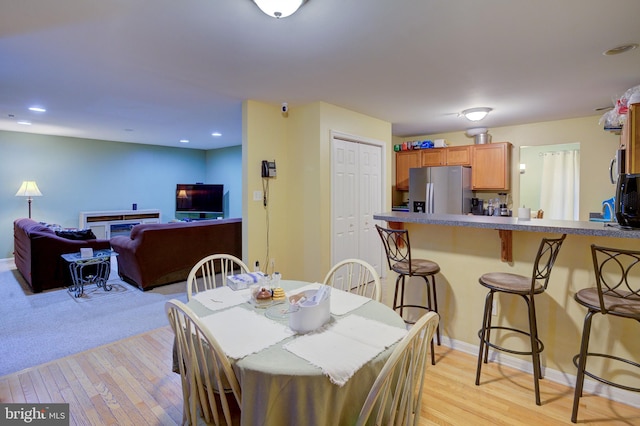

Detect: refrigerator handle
427,183,434,214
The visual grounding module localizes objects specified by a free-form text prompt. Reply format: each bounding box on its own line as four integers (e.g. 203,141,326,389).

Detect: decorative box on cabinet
471,142,512,190
79,209,161,239
395,150,421,190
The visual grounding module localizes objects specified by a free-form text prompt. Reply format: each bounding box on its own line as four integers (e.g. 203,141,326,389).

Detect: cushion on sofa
55,229,97,240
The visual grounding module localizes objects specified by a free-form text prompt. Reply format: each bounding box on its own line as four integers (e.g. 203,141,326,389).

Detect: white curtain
539,150,580,220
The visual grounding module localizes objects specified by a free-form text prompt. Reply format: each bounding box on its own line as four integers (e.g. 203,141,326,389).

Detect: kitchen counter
374,211,640,262
373,211,640,239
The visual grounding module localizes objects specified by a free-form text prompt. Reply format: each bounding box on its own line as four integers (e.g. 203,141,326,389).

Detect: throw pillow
55,229,97,240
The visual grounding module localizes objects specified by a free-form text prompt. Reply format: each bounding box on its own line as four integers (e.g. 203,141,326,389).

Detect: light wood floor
1,326,638,425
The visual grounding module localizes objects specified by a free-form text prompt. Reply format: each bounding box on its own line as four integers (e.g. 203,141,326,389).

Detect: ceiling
2,0,640,150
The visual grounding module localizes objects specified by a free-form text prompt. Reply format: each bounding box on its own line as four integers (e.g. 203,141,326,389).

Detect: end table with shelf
61,249,118,297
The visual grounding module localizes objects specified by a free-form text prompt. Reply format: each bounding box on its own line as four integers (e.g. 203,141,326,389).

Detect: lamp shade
253,0,306,18
462,107,492,122
15,181,43,197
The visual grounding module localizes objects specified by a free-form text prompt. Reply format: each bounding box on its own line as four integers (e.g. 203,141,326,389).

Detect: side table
61,249,117,297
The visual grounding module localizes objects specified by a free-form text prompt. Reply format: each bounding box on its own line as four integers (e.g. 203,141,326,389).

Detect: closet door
332,139,359,264
358,143,382,272
331,136,383,276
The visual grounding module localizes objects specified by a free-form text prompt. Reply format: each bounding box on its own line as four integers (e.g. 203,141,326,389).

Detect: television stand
79,209,161,239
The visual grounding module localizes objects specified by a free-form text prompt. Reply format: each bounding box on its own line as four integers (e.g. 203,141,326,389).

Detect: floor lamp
15,181,43,219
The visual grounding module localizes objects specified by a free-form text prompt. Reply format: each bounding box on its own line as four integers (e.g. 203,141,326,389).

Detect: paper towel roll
518,207,531,220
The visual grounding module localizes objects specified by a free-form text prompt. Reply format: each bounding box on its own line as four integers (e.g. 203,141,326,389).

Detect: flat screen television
176,184,223,214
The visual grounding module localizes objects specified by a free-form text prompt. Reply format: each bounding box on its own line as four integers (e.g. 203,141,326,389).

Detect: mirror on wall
519,143,580,220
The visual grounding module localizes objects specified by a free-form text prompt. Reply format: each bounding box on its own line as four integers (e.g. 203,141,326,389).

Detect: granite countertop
373,211,640,239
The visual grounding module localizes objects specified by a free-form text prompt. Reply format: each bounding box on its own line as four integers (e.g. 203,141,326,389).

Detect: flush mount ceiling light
252,0,307,18
461,107,492,122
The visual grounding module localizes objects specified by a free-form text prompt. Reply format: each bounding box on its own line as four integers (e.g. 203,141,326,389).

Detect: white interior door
332,139,358,264
358,143,382,272
331,134,384,276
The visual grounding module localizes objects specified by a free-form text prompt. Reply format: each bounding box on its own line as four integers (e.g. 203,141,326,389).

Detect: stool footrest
572,352,640,393
478,325,544,357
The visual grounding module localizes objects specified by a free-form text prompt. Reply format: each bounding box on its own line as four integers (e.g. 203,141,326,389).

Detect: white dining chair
165,299,242,426
323,258,382,302
355,311,439,426
187,254,250,301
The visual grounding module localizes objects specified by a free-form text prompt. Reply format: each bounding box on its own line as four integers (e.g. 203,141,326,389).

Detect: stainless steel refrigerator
408,166,472,214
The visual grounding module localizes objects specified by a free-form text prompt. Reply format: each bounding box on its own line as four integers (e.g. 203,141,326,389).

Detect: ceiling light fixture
211,132,222,137
28,106,46,112
603,43,638,56
461,107,492,122
252,0,307,18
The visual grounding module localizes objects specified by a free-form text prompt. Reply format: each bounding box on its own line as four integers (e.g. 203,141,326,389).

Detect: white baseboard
441,336,640,409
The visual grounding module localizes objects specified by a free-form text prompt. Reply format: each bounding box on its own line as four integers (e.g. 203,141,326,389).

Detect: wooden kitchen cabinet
421,148,447,166
445,145,471,165
471,142,512,190
395,150,421,190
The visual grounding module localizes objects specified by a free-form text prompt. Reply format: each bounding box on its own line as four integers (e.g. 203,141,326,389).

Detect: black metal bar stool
475,234,566,405
375,224,440,365
571,244,640,423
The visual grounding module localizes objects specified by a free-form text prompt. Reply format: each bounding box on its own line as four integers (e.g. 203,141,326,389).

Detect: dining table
183,279,407,426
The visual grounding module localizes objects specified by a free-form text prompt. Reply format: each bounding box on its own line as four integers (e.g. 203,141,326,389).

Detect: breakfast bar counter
373,211,640,239
372,211,640,407
374,212,640,263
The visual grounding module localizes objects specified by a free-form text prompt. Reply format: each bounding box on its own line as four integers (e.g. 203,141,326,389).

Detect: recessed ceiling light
603,43,638,56
17,120,32,125
28,106,46,112
179,139,189,144
211,132,222,137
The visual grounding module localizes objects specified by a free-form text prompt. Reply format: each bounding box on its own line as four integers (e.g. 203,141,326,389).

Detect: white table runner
193,286,250,311
200,306,294,360
283,314,407,386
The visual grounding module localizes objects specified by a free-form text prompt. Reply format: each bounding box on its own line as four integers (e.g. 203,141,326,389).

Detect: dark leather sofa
13,218,111,293
110,218,242,290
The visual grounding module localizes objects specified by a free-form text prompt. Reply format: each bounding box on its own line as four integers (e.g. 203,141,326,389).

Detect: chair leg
571,310,595,423
526,295,542,406
476,291,494,385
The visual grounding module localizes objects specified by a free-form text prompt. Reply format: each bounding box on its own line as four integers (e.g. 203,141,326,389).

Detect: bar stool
475,234,566,405
375,224,440,364
571,244,640,423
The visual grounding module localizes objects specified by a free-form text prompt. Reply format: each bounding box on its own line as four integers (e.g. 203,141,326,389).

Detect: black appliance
615,173,640,228
471,198,484,215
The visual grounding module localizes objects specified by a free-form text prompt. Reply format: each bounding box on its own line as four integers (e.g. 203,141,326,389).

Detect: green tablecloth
186,280,405,426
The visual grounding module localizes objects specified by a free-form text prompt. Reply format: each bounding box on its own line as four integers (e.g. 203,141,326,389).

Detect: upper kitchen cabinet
471,142,513,190
444,145,471,166
623,103,640,173
395,150,421,190
421,148,447,166
421,146,472,167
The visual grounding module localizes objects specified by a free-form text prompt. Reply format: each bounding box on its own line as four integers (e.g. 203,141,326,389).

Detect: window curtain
539,150,580,220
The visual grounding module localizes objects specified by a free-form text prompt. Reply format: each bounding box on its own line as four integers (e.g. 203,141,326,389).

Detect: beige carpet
0,258,187,377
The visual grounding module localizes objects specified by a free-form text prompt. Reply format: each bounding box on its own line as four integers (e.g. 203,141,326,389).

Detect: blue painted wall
206,145,242,219
0,130,241,258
